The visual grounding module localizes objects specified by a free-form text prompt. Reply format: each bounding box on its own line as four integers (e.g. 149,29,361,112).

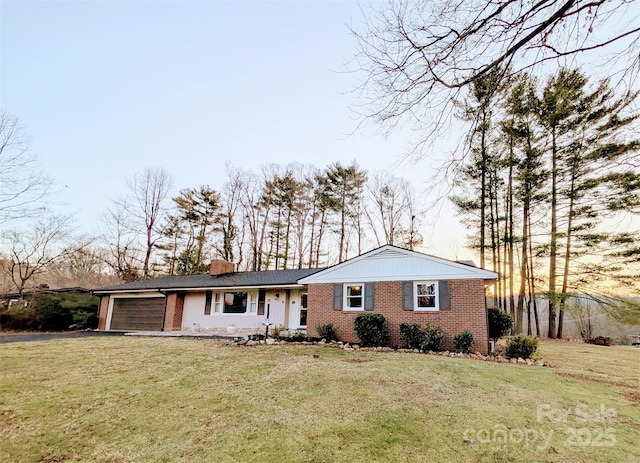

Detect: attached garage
109,296,166,331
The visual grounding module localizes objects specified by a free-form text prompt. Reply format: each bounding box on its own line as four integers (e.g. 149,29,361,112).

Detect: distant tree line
102,162,424,280
0,114,425,295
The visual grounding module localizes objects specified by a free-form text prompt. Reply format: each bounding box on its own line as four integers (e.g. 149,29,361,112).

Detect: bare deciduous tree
0,111,52,223
365,172,413,247
48,242,118,288
0,214,77,295
119,167,174,278
100,205,142,282
350,1,640,149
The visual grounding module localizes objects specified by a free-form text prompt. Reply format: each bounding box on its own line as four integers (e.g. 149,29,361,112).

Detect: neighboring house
94,245,498,353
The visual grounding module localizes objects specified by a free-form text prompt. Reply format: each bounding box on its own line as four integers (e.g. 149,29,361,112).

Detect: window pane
417,295,436,307
301,293,308,308
417,283,436,307
346,285,363,308
299,309,307,326
248,292,258,313
347,286,362,297
223,292,248,313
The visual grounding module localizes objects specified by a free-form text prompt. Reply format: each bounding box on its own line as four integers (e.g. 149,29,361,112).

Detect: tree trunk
308,202,317,268
558,172,577,339
339,191,346,262
516,201,528,333
143,227,152,278
527,213,540,336
316,210,326,267
548,128,558,338
507,158,516,326
283,209,292,270
479,109,487,268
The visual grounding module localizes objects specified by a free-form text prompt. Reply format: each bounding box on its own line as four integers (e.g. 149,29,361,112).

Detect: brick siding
163,292,184,331
307,280,489,354
97,296,110,330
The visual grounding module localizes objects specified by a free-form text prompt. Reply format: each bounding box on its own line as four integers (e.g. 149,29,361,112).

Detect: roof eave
93,283,310,294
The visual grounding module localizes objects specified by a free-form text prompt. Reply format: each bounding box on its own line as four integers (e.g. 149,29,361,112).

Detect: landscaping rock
536,360,545,367
517,357,527,365
510,358,518,364
526,359,534,365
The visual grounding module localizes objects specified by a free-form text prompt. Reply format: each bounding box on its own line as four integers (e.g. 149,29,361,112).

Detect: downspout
159,289,168,332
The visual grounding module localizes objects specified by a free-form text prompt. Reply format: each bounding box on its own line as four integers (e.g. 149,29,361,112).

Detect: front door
287,290,308,330
265,290,286,328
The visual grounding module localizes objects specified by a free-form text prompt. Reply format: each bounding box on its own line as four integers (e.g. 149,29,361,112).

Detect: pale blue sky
2,0,469,257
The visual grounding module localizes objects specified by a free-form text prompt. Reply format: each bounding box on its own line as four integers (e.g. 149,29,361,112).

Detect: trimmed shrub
399,322,424,349
316,323,338,342
30,293,73,331
62,291,99,330
487,307,514,342
0,305,40,331
0,291,98,332
288,330,308,342
353,313,390,347
420,323,443,352
453,330,475,353
505,334,539,359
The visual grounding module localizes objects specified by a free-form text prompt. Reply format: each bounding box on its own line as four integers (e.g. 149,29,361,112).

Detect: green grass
0,338,638,462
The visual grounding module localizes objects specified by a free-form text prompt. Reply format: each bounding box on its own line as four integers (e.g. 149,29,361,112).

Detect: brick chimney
209,260,235,275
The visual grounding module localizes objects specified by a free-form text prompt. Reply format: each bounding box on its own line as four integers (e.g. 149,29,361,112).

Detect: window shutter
402,281,413,311
204,291,212,315
333,284,343,311
257,289,266,316
439,280,451,310
364,283,375,311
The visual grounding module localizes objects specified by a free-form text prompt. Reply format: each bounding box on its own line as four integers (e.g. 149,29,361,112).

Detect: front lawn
0,338,638,462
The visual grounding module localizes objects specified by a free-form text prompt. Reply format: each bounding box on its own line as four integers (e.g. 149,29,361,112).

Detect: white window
248,291,258,313
344,284,364,311
415,282,439,311
300,293,308,326
213,292,222,313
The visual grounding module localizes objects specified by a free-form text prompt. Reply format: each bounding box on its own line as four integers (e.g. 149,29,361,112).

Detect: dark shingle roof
93,268,324,293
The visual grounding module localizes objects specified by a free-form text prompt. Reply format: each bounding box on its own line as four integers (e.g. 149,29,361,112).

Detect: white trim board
298,245,498,284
